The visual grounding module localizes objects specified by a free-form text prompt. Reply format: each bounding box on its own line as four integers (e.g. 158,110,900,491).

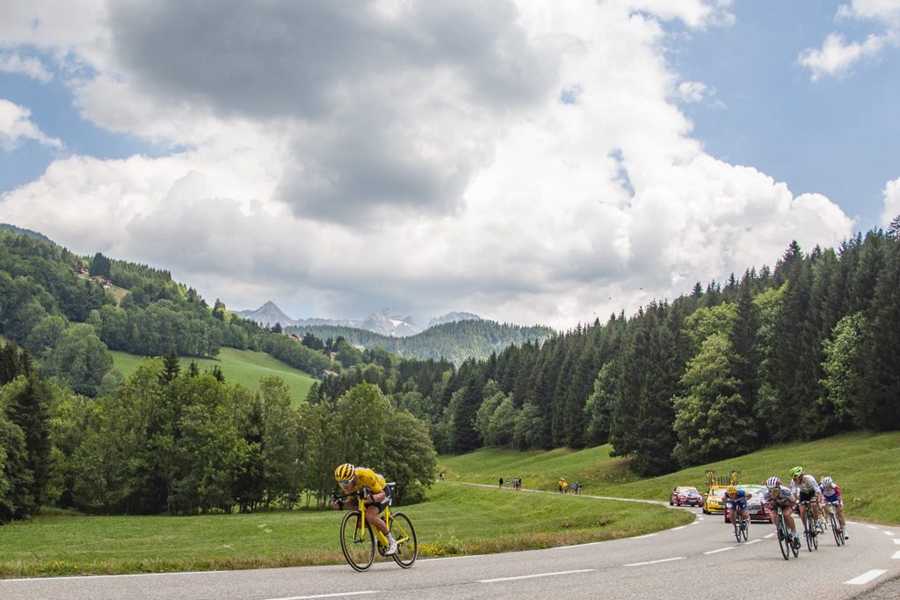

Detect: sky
1,0,899,331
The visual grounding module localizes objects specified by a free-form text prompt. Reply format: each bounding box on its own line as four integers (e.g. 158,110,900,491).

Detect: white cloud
799,0,900,80
0,52,53,82
882,177,900,226
0,0,856,330
0,99,63,151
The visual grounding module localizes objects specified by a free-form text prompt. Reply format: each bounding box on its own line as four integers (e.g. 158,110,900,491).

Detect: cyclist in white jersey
790,466,824,534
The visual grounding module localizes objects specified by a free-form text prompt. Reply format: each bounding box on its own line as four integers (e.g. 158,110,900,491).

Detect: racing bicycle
332,485,418,572
730,505,748,543
825,500,845,547
799,500,819,552
774,505,799,560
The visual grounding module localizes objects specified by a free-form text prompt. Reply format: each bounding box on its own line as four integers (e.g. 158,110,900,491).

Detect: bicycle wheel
776,515,790,560
733,512,741,543
388,511,418,568
805,511,818,551
740,515,749,542
830,512,844,547
340,511,375,572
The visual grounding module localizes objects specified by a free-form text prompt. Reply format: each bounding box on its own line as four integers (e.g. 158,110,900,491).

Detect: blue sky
1,1,899,330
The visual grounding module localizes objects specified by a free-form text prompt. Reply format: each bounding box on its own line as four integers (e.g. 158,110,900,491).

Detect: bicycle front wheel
340,511,375,572
733,513,741,543
830,513,844,546
388,511,418,568
740,515,749,542
776,515,790,560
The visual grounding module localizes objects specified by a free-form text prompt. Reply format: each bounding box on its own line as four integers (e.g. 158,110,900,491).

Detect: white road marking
624,557,684,567
894,538,900,545
480,569,594,583
892,551,900,559
633,533,659,539
884,530,895,536
266,592,378,600
746,539,762,545
867,525,879,530
845,570,887,585
704,547,735,555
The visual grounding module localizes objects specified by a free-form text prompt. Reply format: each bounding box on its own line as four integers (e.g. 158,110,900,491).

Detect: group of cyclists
723,466,847,549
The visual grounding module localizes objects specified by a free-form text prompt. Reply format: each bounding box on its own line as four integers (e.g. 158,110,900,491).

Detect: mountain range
234,302,481,337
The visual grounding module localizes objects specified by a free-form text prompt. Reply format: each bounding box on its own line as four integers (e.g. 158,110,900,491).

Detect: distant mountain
235,301,300,327
428,311,481,328
0,222,55,244
235,303,481,338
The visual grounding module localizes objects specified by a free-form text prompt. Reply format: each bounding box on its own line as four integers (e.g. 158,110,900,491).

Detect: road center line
480,568,594,583
891,551,900,560
845,570,887,585
624,557,684,567
884,530,895,536
266,592,379,600
704,547,735,555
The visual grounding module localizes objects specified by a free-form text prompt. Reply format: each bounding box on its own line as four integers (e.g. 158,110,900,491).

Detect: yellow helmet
334,463,355,482
727,486,737,495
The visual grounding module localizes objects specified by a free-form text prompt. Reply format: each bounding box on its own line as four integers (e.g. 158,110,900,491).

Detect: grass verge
0,484,688,578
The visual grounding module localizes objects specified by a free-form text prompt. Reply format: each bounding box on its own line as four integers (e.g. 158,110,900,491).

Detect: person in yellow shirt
331,463,398,555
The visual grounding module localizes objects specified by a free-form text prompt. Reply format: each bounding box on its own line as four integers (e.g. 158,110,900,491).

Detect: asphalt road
2,500,899,600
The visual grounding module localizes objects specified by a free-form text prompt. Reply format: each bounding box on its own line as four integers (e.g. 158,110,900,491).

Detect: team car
703,485,729,514
669,486,703,507
723,484,769,523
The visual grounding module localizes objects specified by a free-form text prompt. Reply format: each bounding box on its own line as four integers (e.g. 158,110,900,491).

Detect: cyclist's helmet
789,466,803,478
727,486,737,495
334,463,355,482
766,476,781,489
821,476,834,487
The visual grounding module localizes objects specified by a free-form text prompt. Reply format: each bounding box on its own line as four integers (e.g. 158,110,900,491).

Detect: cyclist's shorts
798,489,817,503
822,492,840,505
371,484,393,513
725,499,747,509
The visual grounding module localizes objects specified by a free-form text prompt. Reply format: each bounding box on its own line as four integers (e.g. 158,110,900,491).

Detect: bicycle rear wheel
340,511,375,572
388,511,418,568
740,515,749,542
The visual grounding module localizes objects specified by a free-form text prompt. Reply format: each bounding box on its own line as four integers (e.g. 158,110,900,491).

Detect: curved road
3,501,899,600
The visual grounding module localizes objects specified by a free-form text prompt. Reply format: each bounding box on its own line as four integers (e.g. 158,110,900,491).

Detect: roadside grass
110,347,316,405
0,484,689,578
3,431,895,578
439,431,900,525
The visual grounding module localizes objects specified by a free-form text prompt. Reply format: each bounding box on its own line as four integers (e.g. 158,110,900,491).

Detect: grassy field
0,485,688,578
438,431,900,525
2,430,897,578
111,347,316,406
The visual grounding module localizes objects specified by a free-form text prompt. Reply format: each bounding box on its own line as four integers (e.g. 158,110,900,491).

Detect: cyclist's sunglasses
339,478,353,485
768,486,780,493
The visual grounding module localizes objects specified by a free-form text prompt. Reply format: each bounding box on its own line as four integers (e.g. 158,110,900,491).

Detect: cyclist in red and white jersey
820,476,848,539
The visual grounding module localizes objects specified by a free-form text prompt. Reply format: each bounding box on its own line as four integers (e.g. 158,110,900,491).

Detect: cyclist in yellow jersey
332,463,398,555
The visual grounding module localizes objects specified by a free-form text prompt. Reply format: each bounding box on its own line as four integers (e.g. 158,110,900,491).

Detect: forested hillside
2,219,899,524
288,319,554,365
311,217,900,476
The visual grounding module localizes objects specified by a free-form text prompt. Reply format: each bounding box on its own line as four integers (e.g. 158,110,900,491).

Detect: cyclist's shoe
384,540,398,556
792,533,801,549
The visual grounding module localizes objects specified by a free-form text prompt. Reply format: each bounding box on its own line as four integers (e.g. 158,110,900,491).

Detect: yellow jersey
351,467,386,494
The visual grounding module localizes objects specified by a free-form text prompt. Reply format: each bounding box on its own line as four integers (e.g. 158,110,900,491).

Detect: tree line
2,218,899,520
1,344,435,521
311,218,900,476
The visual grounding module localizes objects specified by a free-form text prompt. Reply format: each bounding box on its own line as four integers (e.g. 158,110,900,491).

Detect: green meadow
1,431,897,578
111,347,316,405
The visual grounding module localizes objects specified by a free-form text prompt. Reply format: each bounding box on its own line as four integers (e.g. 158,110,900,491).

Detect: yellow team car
703,485,729,514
